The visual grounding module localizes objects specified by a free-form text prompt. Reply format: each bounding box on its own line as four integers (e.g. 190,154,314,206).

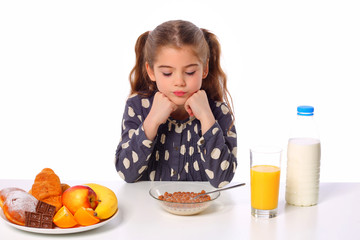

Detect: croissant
30,168,63,211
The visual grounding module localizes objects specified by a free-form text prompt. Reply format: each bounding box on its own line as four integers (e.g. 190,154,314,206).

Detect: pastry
61,183,70,193
1,188,38,226
0,187,24,208
30,168,63,211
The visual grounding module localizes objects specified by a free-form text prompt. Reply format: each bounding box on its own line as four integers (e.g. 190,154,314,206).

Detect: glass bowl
149,182,220,216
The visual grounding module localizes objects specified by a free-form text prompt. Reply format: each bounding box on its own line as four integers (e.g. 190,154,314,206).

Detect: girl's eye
162,72,172,77
186,71,196,76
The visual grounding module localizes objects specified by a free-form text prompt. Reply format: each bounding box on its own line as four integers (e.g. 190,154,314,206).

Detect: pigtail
201,29,224,101
129,31,157,96
201,28,235,131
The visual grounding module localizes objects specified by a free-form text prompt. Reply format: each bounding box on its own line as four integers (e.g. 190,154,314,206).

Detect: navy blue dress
115,93,237,188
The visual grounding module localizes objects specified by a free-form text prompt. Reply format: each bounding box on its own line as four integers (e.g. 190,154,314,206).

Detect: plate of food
0,168,120,234
0,208,119,234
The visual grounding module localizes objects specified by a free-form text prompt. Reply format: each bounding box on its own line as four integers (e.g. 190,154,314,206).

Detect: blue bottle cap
297,105,314,116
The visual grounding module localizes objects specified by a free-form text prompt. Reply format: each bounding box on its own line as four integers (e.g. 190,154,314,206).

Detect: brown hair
128,20,235,128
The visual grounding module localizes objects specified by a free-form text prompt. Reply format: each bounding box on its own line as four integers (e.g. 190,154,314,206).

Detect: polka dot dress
115,93,237,188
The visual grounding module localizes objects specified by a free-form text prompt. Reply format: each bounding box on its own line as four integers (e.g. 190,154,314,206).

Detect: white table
1,179,359,240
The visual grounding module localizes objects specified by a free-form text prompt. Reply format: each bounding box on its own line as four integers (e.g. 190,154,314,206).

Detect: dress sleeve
115,96,155,182
196,102,237,188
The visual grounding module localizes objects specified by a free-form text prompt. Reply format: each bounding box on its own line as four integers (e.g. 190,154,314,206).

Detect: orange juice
251,165,280,210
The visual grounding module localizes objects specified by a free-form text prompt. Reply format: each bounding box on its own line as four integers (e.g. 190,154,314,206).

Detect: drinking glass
250,146,282,218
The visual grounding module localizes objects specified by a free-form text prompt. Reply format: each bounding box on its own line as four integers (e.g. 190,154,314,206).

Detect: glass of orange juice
250,146,282,218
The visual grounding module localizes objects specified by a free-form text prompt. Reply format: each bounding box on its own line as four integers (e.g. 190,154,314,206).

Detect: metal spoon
193,183,246,199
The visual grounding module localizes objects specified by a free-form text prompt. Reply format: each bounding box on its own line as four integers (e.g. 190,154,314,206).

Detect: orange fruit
53,206,78,228
74,207,100,226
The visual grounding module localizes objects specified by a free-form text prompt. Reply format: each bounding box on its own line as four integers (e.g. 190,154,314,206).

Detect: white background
1,0,359,183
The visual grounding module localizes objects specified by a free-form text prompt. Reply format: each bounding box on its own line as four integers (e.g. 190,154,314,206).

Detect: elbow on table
122,177,139,184
209,175,235,188
116,170,143,184
115,162,144,184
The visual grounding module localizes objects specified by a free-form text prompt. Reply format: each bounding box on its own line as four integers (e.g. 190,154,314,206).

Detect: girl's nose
174,74,186,86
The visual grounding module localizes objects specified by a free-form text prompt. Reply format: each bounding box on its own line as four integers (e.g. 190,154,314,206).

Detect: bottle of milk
285,105,321,206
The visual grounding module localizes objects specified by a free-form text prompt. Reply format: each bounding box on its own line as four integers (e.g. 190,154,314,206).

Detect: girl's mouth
173,91,186,97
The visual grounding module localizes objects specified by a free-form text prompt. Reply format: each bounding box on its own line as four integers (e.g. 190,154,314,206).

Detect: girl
115,20,237,188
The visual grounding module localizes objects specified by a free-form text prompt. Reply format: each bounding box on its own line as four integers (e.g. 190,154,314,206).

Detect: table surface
0,179,359,240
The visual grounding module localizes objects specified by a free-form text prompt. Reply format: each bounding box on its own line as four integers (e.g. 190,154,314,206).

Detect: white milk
285,138,321,206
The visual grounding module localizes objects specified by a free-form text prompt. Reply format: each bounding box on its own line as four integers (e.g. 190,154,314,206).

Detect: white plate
0,208,119,234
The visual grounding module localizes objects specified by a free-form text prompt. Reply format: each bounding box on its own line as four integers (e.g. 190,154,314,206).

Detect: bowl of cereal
149,182,220,216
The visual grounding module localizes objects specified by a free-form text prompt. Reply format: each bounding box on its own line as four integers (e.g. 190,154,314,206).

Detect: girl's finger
185,104,194,116
171,104,178,112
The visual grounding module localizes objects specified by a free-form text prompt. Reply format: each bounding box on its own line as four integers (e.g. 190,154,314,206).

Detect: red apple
62,185,98,214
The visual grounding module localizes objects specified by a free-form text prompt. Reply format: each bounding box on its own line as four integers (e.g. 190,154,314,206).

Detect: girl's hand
152,92,178,124
143,92,177,140
185,90,215,133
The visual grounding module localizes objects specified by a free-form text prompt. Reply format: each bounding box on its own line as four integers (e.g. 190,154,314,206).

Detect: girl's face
146,46,208,106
